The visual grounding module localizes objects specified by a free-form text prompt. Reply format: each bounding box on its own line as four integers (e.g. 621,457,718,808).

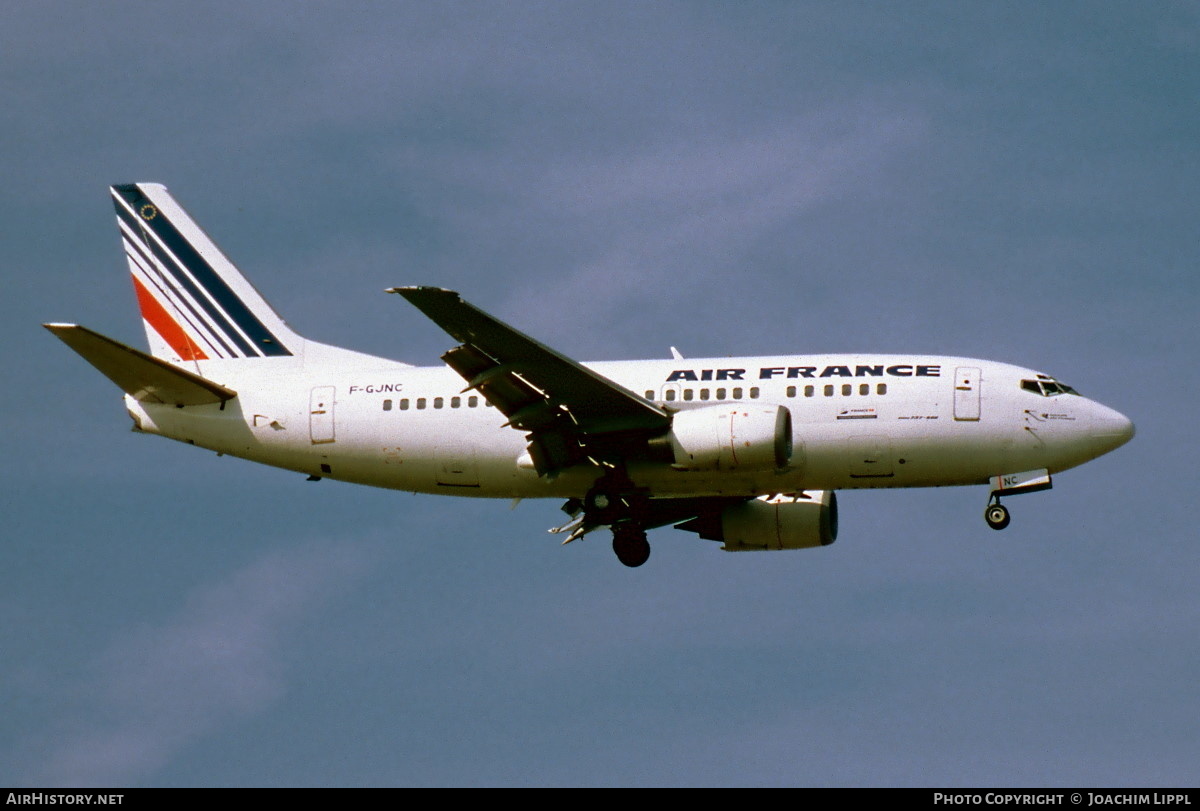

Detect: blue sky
2,1,1196,786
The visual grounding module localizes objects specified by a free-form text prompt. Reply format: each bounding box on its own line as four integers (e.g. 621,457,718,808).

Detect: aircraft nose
1091,403,1134,453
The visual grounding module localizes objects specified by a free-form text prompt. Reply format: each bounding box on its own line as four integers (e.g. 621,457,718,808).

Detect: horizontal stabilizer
43,323,237,405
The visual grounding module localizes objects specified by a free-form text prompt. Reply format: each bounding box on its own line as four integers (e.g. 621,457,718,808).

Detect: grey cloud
20,541,376,786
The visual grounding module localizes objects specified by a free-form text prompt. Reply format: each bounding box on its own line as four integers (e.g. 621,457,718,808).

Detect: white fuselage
49,182,1134,565
125,349,1133,501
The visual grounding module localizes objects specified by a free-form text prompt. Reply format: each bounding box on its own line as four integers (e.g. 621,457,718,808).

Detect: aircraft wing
390,287,670,474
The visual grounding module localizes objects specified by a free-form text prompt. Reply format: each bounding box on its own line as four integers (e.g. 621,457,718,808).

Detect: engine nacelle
703,492,838,551
667,405,793,471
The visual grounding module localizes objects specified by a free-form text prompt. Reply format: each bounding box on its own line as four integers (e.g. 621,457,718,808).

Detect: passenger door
953,367,981,421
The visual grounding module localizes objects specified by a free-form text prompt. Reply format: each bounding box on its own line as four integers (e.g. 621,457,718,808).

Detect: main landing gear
584,469,652,568
984,496,1011,530
583,487,626,525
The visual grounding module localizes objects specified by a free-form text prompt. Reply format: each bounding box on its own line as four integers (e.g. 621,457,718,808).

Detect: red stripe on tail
131,275,208,360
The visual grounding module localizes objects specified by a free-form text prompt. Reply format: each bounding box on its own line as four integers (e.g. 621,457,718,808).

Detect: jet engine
666,405,792,471
677,492,838,551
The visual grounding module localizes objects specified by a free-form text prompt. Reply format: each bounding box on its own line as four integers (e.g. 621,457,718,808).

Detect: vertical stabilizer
111,183,303,362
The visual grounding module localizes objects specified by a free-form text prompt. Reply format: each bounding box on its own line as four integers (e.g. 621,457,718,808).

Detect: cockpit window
1021,378,1079,397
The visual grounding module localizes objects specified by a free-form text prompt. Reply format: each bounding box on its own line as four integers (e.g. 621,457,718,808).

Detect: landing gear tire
612,524,650,568
985,503,1011,530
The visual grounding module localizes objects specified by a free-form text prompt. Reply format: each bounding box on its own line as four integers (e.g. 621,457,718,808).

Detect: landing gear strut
612,522,650,567
983,469,1052,531
984,496,1011,530
584,487,626,524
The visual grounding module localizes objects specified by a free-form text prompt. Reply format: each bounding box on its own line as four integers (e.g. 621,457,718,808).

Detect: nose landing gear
983,469,1052,531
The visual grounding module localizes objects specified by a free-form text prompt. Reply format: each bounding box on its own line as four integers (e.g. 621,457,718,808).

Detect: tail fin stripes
129,274,209,361
117,202,243,359
119,218,237,359
111,183,297,360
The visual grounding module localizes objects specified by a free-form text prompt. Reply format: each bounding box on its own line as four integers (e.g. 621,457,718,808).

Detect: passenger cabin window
665,390,677,401
824,385,833,397
805,385,814,397
877,383,887,395
859,384,869,396
683,389,694,401
400,399,410,410
716,388,726,400
451,396,461,408
645,390,654,400
382,399,392,411
417,398,426,410
699,388,710,400
786,386,796,398
749,387,760,399
732,388,743,399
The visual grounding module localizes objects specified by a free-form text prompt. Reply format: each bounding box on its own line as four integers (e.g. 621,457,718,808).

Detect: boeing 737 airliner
46,183,1134,566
